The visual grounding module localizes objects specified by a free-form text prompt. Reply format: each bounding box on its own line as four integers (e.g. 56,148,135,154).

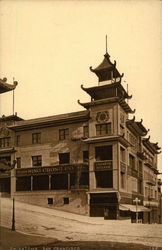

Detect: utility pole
11,198,15,231
133,197,140,223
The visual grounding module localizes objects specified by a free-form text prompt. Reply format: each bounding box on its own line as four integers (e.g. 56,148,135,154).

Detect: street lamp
0,160,17,231
133,197,140,223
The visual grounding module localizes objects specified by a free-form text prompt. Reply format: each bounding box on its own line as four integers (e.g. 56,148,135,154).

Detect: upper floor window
83,126,89,138
16,157,21,169
16,135,21,146
59,153,70,164
120,171,125,189
0,137,10,148
138,161,142,172
83,151,89,162
32,155,42,167
32,133,41,144
59,128,69,140
95,145,112,161
129,154,135,169
96,123,111,136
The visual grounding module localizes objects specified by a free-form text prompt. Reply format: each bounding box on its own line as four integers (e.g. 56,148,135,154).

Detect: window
95,171,113,188
16,135,20,146
95,146,112,161
64,197,69,204
59,128,69,140
16,157,21,169
32,155,42,166
48,198,53,205
120,172,125,189
155,190,157,200
138,161,142,172
59,153,70,164
83,151,89,162
79,172,89,186
0,137,10,148
96,123,111,136
138,180,142,194
32,133,41,144
33,175,49,190
16,176,31,191
129,154,135,169
83,126,89,137
120,147,125,162
51,174,68,190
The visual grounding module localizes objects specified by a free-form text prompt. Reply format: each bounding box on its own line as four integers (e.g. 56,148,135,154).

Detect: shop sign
95,161,113,171
16,164,89,176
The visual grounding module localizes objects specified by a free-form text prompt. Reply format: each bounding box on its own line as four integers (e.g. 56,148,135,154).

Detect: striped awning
119,204,151,212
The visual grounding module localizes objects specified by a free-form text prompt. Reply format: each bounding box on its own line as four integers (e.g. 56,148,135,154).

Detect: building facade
0,50,161,222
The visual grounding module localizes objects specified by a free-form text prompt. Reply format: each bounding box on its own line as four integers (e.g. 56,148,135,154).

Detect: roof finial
106,35,107,54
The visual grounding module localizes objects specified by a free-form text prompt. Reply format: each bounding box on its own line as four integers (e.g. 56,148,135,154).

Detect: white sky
0,0,162,172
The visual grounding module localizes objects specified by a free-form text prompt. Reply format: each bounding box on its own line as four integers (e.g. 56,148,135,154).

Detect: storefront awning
119,204,151,212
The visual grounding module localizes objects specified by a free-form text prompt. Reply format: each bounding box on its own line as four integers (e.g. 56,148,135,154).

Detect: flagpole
13,77,15,115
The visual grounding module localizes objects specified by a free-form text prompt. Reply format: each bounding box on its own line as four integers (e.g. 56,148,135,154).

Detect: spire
90,37,123,83
106,34,107,54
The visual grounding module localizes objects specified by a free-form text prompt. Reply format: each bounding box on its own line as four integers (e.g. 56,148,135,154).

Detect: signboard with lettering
94,161,113,171
16,164,89,177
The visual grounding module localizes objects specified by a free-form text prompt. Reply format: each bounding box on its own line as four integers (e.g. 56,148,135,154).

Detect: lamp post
133,197,140,223
11,198,15,231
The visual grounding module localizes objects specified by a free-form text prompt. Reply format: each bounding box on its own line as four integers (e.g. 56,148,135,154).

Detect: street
0,198,162,248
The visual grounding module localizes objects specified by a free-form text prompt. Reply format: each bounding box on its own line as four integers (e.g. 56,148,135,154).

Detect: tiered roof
126,116,149,136
143,136,161,155
90,52,123,82
79,47,135,114
81,82,132,101
0,78,18,94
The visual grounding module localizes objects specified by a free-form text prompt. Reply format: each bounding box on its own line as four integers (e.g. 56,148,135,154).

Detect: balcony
94,160,113,171
127,166,138,178
132,168,138,178
144,159,153,168
145,177,156,186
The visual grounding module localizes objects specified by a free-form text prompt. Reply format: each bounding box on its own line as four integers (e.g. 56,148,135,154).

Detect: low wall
12,189,88,215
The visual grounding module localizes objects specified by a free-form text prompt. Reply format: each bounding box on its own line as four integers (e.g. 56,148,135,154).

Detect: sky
0,0,162,172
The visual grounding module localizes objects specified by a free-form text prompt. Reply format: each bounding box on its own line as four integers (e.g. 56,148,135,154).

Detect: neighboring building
0,49,161,222
158,179,162,223
0,115,23,195
0,77,18,94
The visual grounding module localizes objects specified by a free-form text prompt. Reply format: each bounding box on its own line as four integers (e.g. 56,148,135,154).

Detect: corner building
1,49,161,222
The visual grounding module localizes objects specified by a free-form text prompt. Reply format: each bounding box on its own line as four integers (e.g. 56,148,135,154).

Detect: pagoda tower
78,44,136,218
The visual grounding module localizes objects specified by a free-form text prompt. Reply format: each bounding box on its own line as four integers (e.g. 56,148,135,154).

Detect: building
0,77,18,94
0,48,161,222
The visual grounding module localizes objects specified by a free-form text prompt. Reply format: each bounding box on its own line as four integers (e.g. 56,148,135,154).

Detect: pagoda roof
9,110,89,131
0,78,18,94
142,136,161,155
81,81,132,101
82,134,131,147
0,114,23,122
90,52,124,82
126,116,149,136
78,97,135,114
